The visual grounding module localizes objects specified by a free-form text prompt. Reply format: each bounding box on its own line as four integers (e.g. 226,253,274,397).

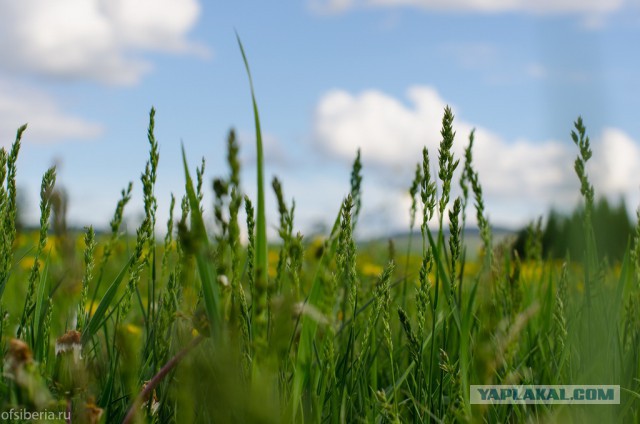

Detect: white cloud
312,85,640,230
0,82,102,145
579,13,610,30
314,86,450,169
0,0,205,85
309,0,355,14
593,128,640,204
311,0,624,14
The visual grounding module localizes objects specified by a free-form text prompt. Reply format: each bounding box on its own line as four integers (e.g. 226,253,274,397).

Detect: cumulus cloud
314,86,449,169
0,0,205,85
593,128,640,206
312,85,640,229
311,0,624,15
0,82,102,145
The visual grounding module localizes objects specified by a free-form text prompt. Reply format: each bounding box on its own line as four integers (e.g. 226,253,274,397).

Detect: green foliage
515,197,633,262
1,44,640,424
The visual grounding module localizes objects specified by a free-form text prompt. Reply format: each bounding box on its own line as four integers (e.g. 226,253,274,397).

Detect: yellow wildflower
361,262,383,278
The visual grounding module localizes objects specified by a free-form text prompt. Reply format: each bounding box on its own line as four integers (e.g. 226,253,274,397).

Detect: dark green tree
515,197,633,262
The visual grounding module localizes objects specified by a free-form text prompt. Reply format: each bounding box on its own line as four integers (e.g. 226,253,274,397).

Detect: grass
1,40,640,423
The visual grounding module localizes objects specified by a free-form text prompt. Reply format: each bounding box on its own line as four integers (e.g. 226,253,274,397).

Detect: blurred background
1,0,639,241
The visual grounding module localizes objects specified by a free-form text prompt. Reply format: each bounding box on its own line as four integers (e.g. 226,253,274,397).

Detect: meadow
1,40,639,423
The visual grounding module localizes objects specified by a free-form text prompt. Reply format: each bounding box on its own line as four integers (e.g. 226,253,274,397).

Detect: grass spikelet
374,389,400,424
463,129,492,268
160,193,176,277
448,197,462,295
355,262,394,378
18,166,55,340
553,263,569,371
229,186,251,374
227,128,241,189
572,116,594,216
338,195,358,317
571,116,598,318
397,307,420,364
213,177,229,238
92,182,133,308
400,163,423,312
437,106,460,225
154,195,181,372
375,261,397,416
245,196,257,304
76,226,96,332
120,225,150,318
196,157,206,208
41,298,53,369
420,147,437,240
289,231,304,300
0,125,25,298
409,163,422,232
350,148,363,228
143,107,159,237
272,176,292,293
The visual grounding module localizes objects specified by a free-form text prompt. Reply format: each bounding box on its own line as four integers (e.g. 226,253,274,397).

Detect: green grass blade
34,254,50,360
182,144,220,337
81,254,135,345
426,229,461,332
290,204,343,420
237,33,268,297
459,278,478,419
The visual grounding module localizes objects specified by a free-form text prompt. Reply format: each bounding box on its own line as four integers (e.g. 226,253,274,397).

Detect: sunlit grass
0,40,638,424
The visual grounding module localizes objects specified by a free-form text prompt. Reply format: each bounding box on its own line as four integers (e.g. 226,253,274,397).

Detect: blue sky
1,0,640,237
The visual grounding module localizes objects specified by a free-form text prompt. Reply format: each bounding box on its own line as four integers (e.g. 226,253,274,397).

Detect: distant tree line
514,198,633,262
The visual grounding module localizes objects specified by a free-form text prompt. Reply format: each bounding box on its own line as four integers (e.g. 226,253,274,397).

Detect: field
1,44,640,423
